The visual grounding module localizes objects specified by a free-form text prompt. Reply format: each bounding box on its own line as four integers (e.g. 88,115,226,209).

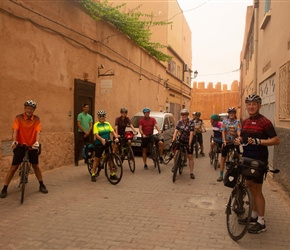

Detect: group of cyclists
0,94,280,235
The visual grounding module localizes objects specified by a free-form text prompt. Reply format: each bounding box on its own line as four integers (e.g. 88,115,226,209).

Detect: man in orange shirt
0,100,48,198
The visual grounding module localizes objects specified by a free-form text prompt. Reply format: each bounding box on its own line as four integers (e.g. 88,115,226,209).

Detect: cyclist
75,103,93,166
217,107,241,182
209,114,223,156
114,108,137,147
90,110,119,182
171,109,195,179
192,111,206,156
139,107,164,170
0,100,48,198
236,94,279,234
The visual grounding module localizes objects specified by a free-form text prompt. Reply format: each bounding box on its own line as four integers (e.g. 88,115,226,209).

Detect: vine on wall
79,0,172,62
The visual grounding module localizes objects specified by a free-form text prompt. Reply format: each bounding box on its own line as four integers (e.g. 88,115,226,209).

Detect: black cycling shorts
12,146,39,165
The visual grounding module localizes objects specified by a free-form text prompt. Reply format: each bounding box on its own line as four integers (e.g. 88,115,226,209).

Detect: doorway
74,79,96,161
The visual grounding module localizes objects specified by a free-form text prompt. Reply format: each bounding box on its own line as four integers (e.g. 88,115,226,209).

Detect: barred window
279,60,290,120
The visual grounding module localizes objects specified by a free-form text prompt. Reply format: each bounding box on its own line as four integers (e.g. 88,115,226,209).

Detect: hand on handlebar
11,141,18,148
32,141,40,149
249,137,261,145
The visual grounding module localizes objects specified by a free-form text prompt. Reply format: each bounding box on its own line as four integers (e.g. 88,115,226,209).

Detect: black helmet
245,94,262,104
227,107,236,113
24,100,36,109
195,112,201,117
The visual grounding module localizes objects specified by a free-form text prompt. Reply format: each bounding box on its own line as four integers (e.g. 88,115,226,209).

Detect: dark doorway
74,79,96,161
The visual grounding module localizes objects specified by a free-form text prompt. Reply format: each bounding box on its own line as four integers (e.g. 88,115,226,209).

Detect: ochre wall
190,80,239,124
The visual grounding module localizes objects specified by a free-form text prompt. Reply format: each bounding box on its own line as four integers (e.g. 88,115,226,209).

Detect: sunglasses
98,115,106,118
181,114,188,116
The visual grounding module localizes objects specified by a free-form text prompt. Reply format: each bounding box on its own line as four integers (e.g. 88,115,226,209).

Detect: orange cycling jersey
12,113,41,146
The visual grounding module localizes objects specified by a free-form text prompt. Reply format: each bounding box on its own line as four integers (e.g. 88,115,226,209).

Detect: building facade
112,0,193,121
0,0,191,178
240,0,290,193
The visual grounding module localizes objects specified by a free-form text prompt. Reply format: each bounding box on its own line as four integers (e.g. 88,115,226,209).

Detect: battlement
192,80,239,92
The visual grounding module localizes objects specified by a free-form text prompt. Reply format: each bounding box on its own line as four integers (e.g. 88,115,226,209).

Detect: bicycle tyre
226,183,252,241
155,146,161,174
127,146,135,173
172,151,181,182
87,158,93,175
214,149,219,170
104,154,123,185
179,151,186,175
163,144,173,165
20,162,28,204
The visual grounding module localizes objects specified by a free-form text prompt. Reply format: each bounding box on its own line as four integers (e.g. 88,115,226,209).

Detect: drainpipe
253,0,259,94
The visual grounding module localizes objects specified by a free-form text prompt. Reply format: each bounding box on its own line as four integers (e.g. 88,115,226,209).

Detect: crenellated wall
190,80,239,123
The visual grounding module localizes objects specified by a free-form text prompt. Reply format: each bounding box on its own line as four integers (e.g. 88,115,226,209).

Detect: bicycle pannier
223,161,239,188
240,157,267,178
82,144,94,159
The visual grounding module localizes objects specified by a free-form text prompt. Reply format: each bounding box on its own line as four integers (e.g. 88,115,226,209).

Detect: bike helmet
227,107,236,113
97,110,106,116
195,112,201,117
24,100,37,109
120,108,128,113
180,109,189,115
210,114,220,121
142,107,150,113
192,111,196,115
245,94,262,104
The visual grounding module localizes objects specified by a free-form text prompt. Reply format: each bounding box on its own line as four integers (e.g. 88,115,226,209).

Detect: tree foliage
79,0,172,62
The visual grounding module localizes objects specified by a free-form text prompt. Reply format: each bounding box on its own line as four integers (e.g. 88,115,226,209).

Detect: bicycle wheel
214,150,219,170
172,151,181,182
154,146,161,174
20,162,28,204
210,145,216,165
87,158,94,175
126,146,135,173
226,183,252,241
163,144,173,165
104,154,123,185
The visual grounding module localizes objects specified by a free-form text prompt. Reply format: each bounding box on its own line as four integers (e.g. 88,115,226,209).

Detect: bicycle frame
172,141,188,182
147,134,161,173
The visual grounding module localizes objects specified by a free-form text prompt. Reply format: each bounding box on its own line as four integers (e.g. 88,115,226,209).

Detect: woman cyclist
171,109,195,179
209,114,223,156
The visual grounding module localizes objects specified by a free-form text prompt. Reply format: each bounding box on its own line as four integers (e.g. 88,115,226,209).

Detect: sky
177,0,253,88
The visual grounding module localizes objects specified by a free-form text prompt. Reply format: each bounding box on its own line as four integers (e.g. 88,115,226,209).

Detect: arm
189,130,194,146
130,124,137,134
77,121,86,133
155,123,162,134
11,129,18,149
171,129,179,142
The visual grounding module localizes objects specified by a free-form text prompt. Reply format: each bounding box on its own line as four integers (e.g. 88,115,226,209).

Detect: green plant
79,0,172,61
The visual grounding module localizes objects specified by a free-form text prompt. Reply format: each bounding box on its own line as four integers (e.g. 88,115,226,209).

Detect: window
279,60,290,120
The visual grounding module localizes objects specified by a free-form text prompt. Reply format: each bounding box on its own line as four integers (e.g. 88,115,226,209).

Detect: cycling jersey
115,116,131,135
212,121,222,143
192,118,204,133
12,113,41,146
139,117,157,136
175,119,194,144
221,118,241,143
241,113,277,162
93,121,114,145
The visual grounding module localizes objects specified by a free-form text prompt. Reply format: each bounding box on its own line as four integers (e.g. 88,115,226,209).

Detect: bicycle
162,143,175,165
147,134,161,174
87,140,123,185
172,141,188,183
115,131,136,173
225,144,280,241
209,136,221,170
17,144,39,204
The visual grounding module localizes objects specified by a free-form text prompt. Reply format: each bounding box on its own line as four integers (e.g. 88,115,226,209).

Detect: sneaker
190,173,195,179
217,176,223,182
91,175,96,182
75,162,79,166
200,152,205,157
248,222,267,234
39,185,48,194
159,157,164,164
171,167,175,173
238,217,258,225
144,164,148,170
110,175,119,180
0,190,7,198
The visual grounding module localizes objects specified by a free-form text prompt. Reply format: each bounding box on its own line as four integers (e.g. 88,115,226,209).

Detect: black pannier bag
240,157,268,178
223,161,239,188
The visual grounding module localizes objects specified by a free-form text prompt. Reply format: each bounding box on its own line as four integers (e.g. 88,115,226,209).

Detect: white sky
177,0,252,88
